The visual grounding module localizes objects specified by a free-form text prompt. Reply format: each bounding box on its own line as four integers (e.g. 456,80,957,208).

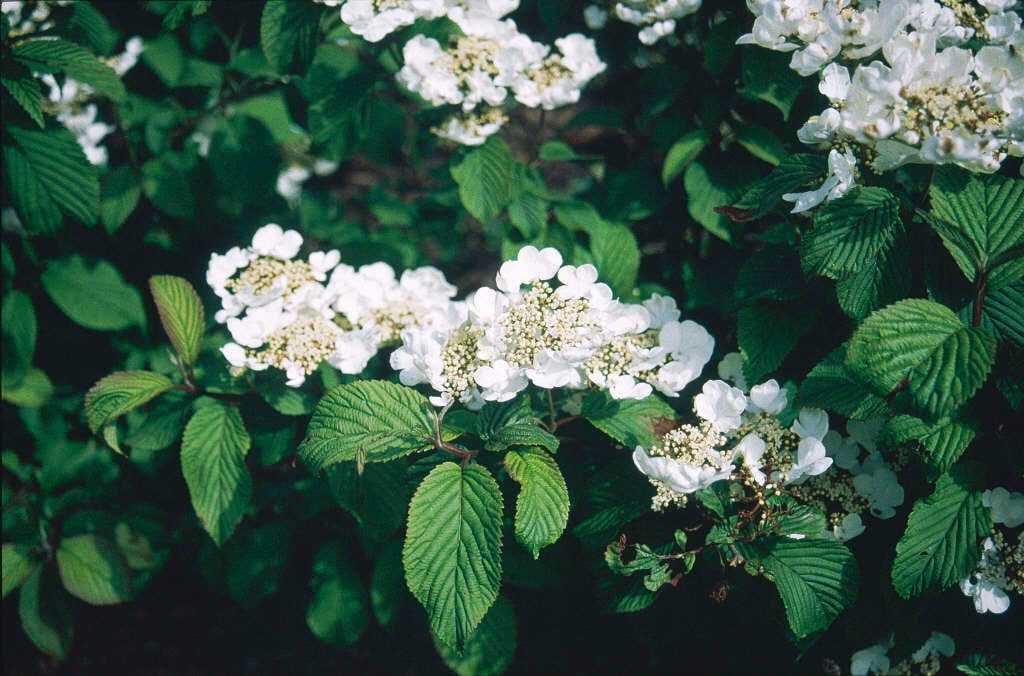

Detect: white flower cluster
390,245,714,409
328,1,605,144
585,0,703,45
275,158,339,204
960,486,1024,614
738,0,1024,211
209,224,460,386
1,0,68,37
851,631,955,676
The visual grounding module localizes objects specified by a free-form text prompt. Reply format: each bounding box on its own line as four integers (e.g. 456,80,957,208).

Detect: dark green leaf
261,0,323,75
582,390,676,449
802,187,900,279
662,129,708,186
307,541,369,646
18,565,74,660
41,255,146,331
12,38,125,100
433,596,516,676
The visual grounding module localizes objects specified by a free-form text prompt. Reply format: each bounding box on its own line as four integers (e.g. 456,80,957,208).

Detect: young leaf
307,542,369,646
2,543,36,598
1,368,54,408
582,390,676,449
149,275,205,367
891,465,991,598
56,535,132,605
403,462,503,650
181,401,252,546
12,38,125,100
662,129,708,186
846,299,997,418
433,596,517,676
451,136,515,223
41,255,146,331
18,565,74,660
84,371,174,434
801,187,900,279
505,447,570,558
260,0,323,75
299,381,435,472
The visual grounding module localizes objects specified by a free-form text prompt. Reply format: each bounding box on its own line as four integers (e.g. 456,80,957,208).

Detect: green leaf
260,0,323,75
55,535,131,605
929,168,1024,290
1,367,54,407
2,290,37,386
2,73,45,127
370,540,405,630
605,542,673,591
326,460,411,541
141,158,195,220
433,596,517,676
4,125,99,233
223,522,290,606
892,465,991,598
299,381,435,473
451,136,515,223
307,541,369,647
735,125,788,166
505,447,570,559
207,115,279,206
729,153,827,220
981,280,1024,346
835,229,911,320
797,345,889,418
12,38,125,100
684,160,751,243
84,371,173,434
662,129,708,186
161,0,212,29
755,538,859,638
2,543,35,598
403,462,503,650
738,300,817,384
18,565,74,660
884,415,976,475
538,140,584,161
100,167,141,234
149,275,205,366
181,401,252,546
507,190,548,239
67,1,119,54
770,497,827,538
41,255,146,331
741,47,803,120
846,299,997,418
591,221,640,298
582,391,676,449
802,187,901,279
260,375,317,416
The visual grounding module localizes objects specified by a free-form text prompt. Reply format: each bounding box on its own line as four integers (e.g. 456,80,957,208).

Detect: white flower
309,250,342,280
226,299,287,348
911,632,955,663
716,352,747,390
983,487,1024,528
475,359,528,401
847,417,883,453
658,320,714,365
251,224,303,259
495,246,563,292
853,466,904,518
526,350,585,389
831,513,866,542
785,437,833,484
747,379,787,415
584,4,607,29
607,374,653,400
642,294,681,329
792,407,829,440
961,574,1011,614
782,147,857,212
735,433,767,485
327,328,378,374
555,264,600,299
632,446,734,494
851,643,891,676
823,430,861,470
694,380,747,432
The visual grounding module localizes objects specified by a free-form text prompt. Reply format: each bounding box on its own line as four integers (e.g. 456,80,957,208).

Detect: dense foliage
2,1,1022,674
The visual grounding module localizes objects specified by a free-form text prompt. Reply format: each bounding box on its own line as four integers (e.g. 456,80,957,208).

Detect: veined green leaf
802,187,900,279
100,166,141,234
892,465,990,598
299,381,435,472
12,38,125,100
451,136,515,223
730,154,827,220
591,221,640,298
18,565,74,660
149,275,205,366
84,371,174,434
2,543,36,598
662,129,708,186
41,255,146,331
884,415,977,475
505,447,570,558
181,401,252,546
835,229,911,320
478,397,558,453
260,0,323,75
2,73,45,127
433,596,517,676
403,462,503,650
2,290,37,386
582,390,676,449
56,535,132,605
796,345,889,418
739,300,817,384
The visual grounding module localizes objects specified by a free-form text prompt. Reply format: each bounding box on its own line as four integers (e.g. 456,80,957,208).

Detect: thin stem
972,268,989,328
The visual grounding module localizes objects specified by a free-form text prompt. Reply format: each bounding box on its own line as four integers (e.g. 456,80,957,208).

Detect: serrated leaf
892,465,991,598
730,154,827,220
662,129,708,186
299,381,435,472
100,166,141,234
4,125,99,233
41,255,146,331
797,345,889,418
433,596,516,676
582,390,677,449
2,74,45,127
591,221,640,298
451,136,515,223
326,460,410,541
755,538,859,638
980,279,1024,347
307,541,369,647
260,0,322,75
84,370,174,434
18,565,73,660
802,187,900,279
181,401,252,546
505,447,569,558
929,167,1024,290
507,190,548,239
884,415,976,474
67,1,119,53
370,540,405,630
739,300,817,384
2,290,37,386
12,38,125,100
403,462,503,650
835,229,911,320
2,543,35,598
56,535,131,605
771,499,827,538
741,47,803,120
149,275,204,366
846,299,997,418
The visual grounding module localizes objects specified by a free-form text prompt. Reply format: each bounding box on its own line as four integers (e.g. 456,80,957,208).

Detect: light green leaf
2,290,37,386
370,540,405,630
802,187,900,279
299,381,435,472
730,153,827,220
892,465,990,598
2,543,35,598
846,299,997,418
100,167,141,234
18,565,74,660
12,38,125,100
2,73,45,127
403,462,503,650
181,401,252,546
451,136,515,223
754,538,859,638
149,275,205,366
1,368,54,407
505,447,570,559
684,160,743,243
433,596,516,676
662,129,708,186
56,534,131,605
260,0,323,75
591,221,640,298
796,345,889,418
41,255,146,331
4,125,99,233
538,140,583,161
582,390,676,449
307,541,369,646
84,370,174,434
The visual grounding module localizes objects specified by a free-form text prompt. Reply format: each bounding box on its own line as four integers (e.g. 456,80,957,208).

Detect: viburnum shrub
2,0,1022,673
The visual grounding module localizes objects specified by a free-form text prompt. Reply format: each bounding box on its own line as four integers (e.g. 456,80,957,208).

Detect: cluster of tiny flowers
960,486,1024,614
583,0,703,45
738,0,1024,211
390,245,714,410
209,224,459,386
1,0,68,37
275,158,339,204
851,631,955,676
327,0,605,144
